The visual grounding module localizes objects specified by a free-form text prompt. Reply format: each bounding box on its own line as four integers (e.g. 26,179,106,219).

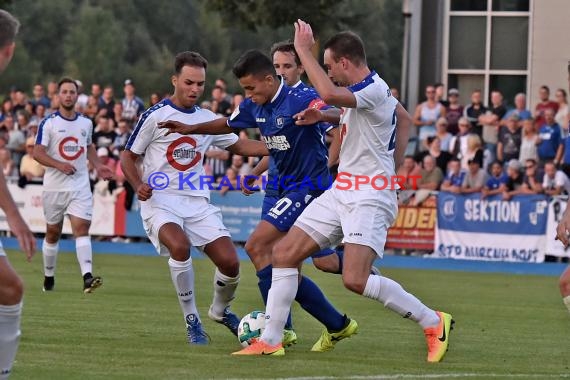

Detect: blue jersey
228,81,331,196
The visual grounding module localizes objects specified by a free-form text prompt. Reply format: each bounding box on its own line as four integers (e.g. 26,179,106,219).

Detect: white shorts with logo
0,240,5,257
140,193,231,256
42,189,93,225
294,186,397,258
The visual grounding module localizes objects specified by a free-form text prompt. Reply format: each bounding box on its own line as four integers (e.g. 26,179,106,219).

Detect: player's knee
168,241,191,261
219,256,240,278
244,238,270,263
0,275,24,305
342,274,366,295
559,275,570,295
272,240,292,267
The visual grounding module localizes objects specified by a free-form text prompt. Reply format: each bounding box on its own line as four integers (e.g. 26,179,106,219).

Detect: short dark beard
61,104,74,112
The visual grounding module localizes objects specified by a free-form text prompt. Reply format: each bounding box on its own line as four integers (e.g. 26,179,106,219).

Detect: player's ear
171,75,177,88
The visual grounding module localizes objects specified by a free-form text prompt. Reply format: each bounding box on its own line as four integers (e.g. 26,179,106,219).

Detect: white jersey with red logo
126,98,238,199
338,71,399,189
36,111,93,191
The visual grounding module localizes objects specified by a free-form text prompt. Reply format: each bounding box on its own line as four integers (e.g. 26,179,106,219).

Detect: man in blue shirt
159,50,357,352
537,109,563,165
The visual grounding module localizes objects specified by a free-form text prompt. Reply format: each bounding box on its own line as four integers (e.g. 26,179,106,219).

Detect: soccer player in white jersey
0,10,36,380
234,20,454,362
555,61,570,314
34,78,114,293
120,51,269,344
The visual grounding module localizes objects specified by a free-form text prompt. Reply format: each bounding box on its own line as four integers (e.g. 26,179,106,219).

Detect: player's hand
136,183,153,201
157,120,194,136
58,162,77,175
7,214,35,261
556,213,570,247
241,175,257,196
96,165,114,181
294,19,315,52
294,108,322,126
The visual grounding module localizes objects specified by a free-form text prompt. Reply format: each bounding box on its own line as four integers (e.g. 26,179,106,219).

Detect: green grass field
5,249,570,380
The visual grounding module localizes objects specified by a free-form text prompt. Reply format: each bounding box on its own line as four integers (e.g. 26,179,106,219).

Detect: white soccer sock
75,236,93,276
563,296,570,313
42,239,59,277
210,268,239,318
363,274,440,329
261,268,298,346
0,302,22,380
169,257,199,323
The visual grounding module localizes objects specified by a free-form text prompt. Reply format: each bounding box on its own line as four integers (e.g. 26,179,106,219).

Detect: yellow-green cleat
424,311,454,363
282,329,297,347
311,318,358,352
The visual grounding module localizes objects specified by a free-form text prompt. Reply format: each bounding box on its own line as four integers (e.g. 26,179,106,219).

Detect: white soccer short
140,193,231,256
295,186,397,257
42,189,93,225
0,240,5,257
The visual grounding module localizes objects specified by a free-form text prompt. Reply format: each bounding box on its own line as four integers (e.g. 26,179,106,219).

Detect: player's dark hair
270,40,301,66
58,77,78,91
232,50,277,80
0,10,20,48
323,31,366,66
174,51,208,74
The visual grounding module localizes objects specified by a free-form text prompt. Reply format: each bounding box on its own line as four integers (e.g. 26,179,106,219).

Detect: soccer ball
237,311,266,347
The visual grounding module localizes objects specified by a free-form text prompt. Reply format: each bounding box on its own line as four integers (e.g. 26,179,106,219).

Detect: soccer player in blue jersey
0,10,37,379
159,49,358,352
234,20,453,361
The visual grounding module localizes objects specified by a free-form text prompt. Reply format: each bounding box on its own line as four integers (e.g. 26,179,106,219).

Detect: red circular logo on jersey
58,136,85,161
166,136,202,171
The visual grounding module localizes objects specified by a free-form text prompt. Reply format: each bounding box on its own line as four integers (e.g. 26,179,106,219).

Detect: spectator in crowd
535,85,559,129
521,158,542,194
537,108,563,165
112,102,124,126
149,92,161,107
396,155,421,205
434,82,449,107
204,146,230,182
0,147,15,177
31,83,51,109
461,134,484,171
555,88,569,135
482,160,508,198
30,103,46,126
434,117,453,151
502,93,532,127
445,88,463,135
92,114,117,150
229,154,252,176
98,85,115,120
412,155,443,205
519,117,539,165
214,77,233,103
3,113,25,169
497,113,522,165
463,89,487,137
231,93,244,113
84,95,99,120
414,85,445,150
0,98,12,122
121,79,145,123
15,109,31,132
543,161,570,196
461,151,487,194
390,87,407,109
46,80,58,101
416,135,452,174
91,83,102,101
112,119,132,158
18,137,44,186
11,89,26,114
440,158,465,193
75,80,89,112
479,90,507,164
210,86,232,116
503,159,525,200
450,117,473,160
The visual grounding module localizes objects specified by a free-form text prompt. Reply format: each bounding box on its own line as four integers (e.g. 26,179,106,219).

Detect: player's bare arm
394,102,412,170
557,200,570,247
120,150,152,201
294,20,357,108
33,144,77,175
242,156,270,196
86,144,114,180
294,108,341,126
0,170,35,260
328,128,341,167
158,117,231,136
226,139,269,158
